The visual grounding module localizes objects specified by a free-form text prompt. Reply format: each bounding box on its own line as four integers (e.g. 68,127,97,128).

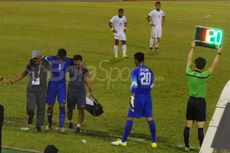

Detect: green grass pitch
0,1,229,153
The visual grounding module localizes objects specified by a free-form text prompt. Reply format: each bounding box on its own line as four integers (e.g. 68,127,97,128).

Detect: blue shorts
47,81,66,105
128,94,153,118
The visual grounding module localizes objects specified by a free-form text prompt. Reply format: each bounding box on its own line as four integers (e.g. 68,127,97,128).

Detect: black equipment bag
85,96,104,116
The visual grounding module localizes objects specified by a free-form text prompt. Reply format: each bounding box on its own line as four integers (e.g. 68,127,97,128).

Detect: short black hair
44,145,58,153
57,48,67,58
195,57,206,70
118,8,124,12
134,52,144,62
73,55,83,61
155,1,161,5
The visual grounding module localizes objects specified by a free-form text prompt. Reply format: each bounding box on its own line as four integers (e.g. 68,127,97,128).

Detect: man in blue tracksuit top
45,48,72,133
111,52,157,149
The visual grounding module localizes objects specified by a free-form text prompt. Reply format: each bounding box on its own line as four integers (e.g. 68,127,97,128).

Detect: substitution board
195,26,223,49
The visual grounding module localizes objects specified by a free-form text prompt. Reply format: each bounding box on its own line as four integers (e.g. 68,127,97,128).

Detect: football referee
183,42,222,151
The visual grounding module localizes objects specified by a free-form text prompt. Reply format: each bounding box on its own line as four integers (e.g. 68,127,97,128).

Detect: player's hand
111,28,116,33
149,22,155,27
130,96,134,112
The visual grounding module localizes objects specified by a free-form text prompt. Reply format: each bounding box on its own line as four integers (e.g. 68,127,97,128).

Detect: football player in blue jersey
45,49,72,133
111,52,157,148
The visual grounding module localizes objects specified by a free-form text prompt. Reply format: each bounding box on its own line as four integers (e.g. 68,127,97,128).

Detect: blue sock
59,107,65,128
121,120,133,142
148,120,156,143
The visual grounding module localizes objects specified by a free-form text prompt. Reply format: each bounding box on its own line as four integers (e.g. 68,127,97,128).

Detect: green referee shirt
186,66,211,98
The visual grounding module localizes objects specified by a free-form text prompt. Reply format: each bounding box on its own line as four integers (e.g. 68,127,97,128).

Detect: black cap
44,145,58,153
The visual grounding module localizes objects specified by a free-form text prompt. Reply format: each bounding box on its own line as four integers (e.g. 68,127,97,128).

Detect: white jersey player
109,9,127,58
147,1,165,51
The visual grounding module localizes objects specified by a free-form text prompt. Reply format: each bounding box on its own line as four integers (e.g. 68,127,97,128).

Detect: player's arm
85,72,93,97
124,22,127,33
147,15,154,26
162,16,165,26
208,47,222,74
186,41,196,67
108,21,116,33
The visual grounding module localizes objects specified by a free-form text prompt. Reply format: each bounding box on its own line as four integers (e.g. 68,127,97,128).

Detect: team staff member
67,55,93,132
10,50,50,132
184,42,222,151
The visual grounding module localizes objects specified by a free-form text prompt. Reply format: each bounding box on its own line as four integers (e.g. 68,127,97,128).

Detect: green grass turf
0,1,229,153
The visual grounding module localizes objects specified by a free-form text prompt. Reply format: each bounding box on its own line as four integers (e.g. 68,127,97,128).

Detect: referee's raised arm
208,47,222,74
186,41,196,67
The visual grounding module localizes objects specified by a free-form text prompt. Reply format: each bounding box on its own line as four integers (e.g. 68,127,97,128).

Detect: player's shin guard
155,39,159,48
184,127,190,148
59,107,65,128
150,37,154,48
148,120,156,143
198,128,204,146
122,45,127,56
121,120,133,142
114,45,118,56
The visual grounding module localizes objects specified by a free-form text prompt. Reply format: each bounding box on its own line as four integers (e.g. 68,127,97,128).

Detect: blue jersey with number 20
130,65,154,95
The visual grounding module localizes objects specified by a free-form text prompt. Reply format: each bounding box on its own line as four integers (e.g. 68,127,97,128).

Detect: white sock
114,45,118,55
156,39,159,48
77,124,81,128
150,37,154,48
122,44,127,56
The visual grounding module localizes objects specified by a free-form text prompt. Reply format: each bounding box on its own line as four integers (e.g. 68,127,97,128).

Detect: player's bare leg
76,108,84,133
121,40,127,58
67,108,73,129
155,38,160,51
46,105,54,130
184,120,194,151
59,104,66,134
146,117,157,148
114,39,119,58
150,36,155,51
197,121,205,147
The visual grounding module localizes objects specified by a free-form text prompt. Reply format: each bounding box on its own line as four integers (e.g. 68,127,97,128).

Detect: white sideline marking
3,145,41,153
